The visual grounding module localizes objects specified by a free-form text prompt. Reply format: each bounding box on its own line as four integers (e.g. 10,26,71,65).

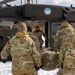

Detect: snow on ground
0,62,59,75
0,62,12,75
38,68,59,75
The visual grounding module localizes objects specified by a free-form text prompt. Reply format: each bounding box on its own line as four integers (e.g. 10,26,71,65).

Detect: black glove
35,65,43,71
35,67,40,71
2,59,6,63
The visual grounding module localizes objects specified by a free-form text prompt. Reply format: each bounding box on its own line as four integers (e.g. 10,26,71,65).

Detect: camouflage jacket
28,32,40,52
1,35,42,72
54,25,75,69
33,30,46,45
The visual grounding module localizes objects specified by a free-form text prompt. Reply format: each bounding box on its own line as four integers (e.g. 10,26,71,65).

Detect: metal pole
24,0,26,4
36,0,37,4
32,0,33,4
20,0,22,5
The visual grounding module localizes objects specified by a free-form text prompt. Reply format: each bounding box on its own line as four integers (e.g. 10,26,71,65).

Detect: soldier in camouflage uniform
27,25,40,52
1,22,42,75
33,26,46,49
54,21,75,75
28,32,40,52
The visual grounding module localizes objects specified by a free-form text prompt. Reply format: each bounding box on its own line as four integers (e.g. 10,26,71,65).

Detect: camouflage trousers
13,73,37,75
12,69,37,75
13,71,37,75
58,68,75,75
62,68,75,75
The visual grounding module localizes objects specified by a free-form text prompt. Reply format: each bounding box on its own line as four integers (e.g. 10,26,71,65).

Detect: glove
35,65,43,71
2,59,6,63
35,67,40,71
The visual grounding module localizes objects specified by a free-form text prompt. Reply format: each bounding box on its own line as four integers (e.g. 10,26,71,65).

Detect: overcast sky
1,0,75,7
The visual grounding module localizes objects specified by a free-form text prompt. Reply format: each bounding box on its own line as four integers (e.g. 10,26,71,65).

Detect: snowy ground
0,62,12,75
0,62,59,75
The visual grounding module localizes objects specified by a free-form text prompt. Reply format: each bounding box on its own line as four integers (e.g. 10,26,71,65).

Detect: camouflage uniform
33,30,46,48
28,32,40,52
1,22,42,75
54,21,75,75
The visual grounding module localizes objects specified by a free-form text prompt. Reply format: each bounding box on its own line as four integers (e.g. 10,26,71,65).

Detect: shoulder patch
20,39,25,44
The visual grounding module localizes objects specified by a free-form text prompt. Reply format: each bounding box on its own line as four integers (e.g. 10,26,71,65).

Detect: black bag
41,49,59,70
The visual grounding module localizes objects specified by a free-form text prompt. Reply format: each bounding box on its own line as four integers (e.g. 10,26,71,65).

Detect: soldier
33,25,47,49
27,0,31,4
54,21,75,75
26,22,40,52
1,22,42,75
